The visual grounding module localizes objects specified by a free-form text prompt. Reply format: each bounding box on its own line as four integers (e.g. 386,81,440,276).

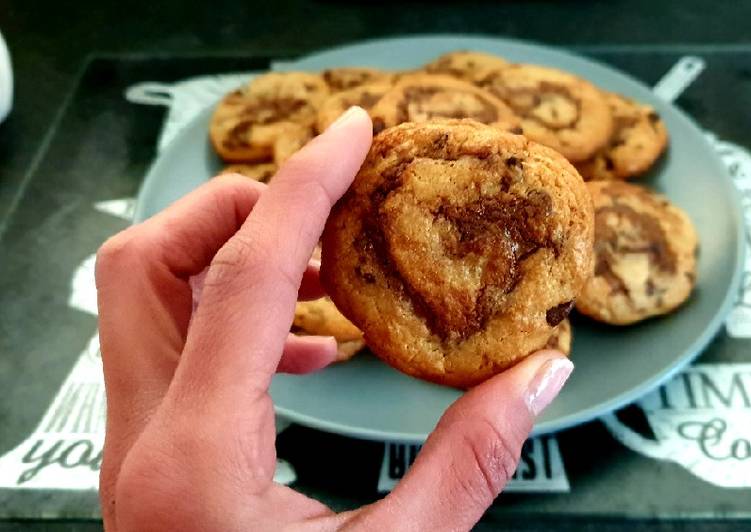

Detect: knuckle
204,228,298,298
275,169,335,215
204,232,260,289
447,418,520,504
95,228,148,284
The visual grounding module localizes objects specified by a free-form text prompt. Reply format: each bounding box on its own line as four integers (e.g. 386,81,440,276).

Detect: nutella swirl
210,72,329,161
492,83,582,131
316,83,392,132
322,67,394,92
353,128,563,341
321,121,594,387
395,86,501,126
576,93,669,181
424,51,510,83
576,181,697,325
479,64,613,162
370,74,521,134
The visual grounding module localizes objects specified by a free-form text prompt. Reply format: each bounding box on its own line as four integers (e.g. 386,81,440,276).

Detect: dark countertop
1,2,751,530
2,0,751,227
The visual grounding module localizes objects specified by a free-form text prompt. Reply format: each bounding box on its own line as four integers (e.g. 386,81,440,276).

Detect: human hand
96,106,573,531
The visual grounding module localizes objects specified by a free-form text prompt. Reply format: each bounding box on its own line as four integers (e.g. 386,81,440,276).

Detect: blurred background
1,0,749,222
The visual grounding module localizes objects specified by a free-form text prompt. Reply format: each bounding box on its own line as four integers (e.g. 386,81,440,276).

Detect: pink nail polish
525,357,574,417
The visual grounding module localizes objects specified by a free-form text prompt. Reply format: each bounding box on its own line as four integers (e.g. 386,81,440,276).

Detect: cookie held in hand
576,181,698,325
321,120,594,387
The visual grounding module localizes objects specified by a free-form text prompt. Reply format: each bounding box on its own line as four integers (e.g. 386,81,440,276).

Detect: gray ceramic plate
135,36,744,442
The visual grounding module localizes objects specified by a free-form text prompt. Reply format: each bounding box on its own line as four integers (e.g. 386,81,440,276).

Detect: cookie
316,83,392,132
321,120,594,387
370,74,521,134
576,93,669,181
576,181,698,325
424,50,509,83
220,163,277,183
322,67,395,92
481,64,613,162
209,72,329,162
545,319,572,356
293,297,365,362
273,123,314,164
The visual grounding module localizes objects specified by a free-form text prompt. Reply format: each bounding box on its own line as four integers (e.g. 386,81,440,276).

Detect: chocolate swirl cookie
576,93,669,181
316,83,392,132
220,163,277,183
424,50,510,83
322,67,395,92
481,64,613,162
293,297,366,362
576,181,698,325
321,120,594,387
209,72,329,162
370,74,521,135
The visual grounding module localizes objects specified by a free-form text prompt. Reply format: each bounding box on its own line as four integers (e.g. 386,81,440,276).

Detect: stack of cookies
209,50,699,387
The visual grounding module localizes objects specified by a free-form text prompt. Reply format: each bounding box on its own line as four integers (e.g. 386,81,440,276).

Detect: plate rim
134,34,746,443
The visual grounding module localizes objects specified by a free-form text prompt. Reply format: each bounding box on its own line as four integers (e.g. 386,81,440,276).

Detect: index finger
173,107,373,400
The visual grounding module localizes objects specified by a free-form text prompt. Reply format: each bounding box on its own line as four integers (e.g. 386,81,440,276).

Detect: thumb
357,351,572,531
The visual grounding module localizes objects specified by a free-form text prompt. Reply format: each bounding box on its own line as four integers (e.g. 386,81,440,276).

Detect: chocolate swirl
322,67,393,92
492,83,582,131
370,74,520,135
321,121,594,386
351,128,564,341
593,193,677,300
210,72,329,159
478,65,613,162
395,86,501,126
576,180,695,326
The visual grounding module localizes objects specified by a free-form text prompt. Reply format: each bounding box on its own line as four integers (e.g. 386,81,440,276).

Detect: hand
96,107,573,531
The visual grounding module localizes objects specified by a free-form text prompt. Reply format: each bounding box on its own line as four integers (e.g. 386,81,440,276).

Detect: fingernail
295,335,336,346
308,258,321,271
327,106,364,130
525,357,574,417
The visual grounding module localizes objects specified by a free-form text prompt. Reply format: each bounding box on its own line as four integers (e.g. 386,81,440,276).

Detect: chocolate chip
509,126,524,135
355,265,376,284
605,157,615,171
646,278,656,296
433,133,449,150
506,156,520,168
546,300,574,326
647,111,660,124
372,118,386,136
358,91,383,109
